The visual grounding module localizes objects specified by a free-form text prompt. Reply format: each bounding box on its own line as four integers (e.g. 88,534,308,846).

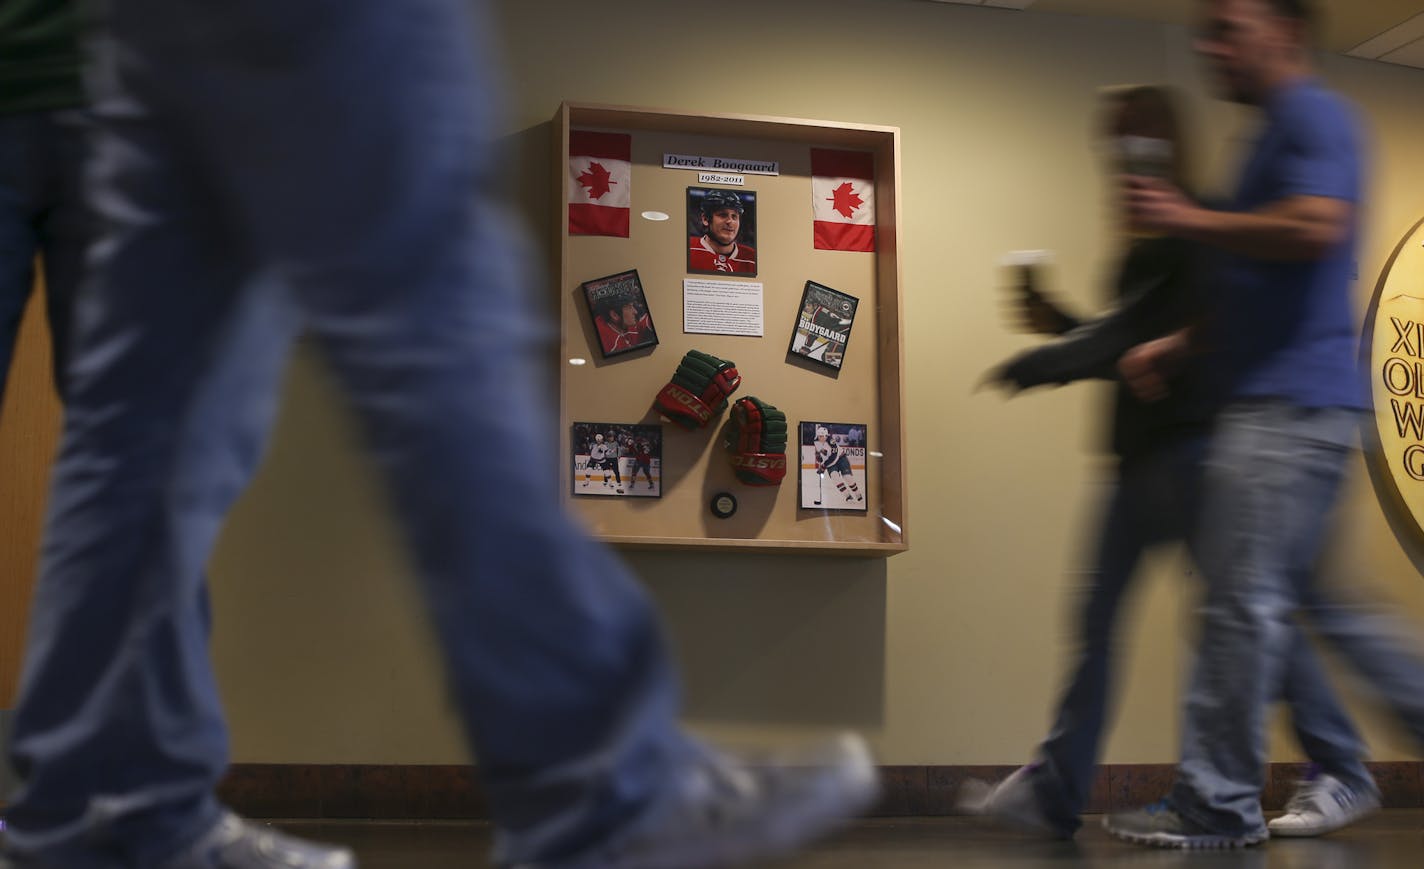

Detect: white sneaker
956,765,1063,837
158,813,355,868
1267,773,1380,837
513,733,878,868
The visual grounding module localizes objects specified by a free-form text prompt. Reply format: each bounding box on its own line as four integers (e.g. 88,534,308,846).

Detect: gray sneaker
1104,800,1267,849
157,812,355,869
514,733,878,869
2,813,353,869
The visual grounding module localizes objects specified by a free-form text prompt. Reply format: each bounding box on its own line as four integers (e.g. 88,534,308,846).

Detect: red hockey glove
655,349,741,430
725,396,788,486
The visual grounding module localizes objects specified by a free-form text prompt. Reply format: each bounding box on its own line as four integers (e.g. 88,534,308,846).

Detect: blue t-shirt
1218,78,1367,409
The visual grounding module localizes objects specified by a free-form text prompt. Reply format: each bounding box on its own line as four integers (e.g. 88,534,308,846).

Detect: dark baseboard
878,762,1424,816
213,761,1424,820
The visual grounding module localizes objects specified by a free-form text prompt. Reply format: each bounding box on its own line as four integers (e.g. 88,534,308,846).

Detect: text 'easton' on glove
655,349,741,430
725,396,787,486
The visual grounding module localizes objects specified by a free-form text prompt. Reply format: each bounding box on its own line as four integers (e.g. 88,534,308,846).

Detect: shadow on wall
630,550,887,728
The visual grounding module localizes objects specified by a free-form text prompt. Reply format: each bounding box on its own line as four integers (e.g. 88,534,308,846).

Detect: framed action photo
788,281,858,371
686,187,758,276
571,422,663,498
581,269,658,358
798,421,868,512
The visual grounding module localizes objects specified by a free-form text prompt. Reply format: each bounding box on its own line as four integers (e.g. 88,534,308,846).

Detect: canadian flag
811,148,875,252
569,130,631,237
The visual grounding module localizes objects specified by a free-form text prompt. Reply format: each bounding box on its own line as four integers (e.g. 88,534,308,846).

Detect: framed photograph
581,269,658,358
571,422,663,498
687,187,758,276
798,421,868,511
788,281,859,371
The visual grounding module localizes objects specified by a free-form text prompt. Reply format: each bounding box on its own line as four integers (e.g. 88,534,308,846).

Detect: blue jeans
1169,401,1424,835
0,108,88,405
1029,431,1372,835
4,2,686,866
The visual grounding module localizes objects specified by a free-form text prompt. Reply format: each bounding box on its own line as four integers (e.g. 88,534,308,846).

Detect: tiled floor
284,811,1424,868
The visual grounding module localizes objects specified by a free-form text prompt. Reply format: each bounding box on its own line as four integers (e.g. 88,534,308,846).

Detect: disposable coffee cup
1002,250,1052,293
1116,136,1173,179
1116,137,1173,237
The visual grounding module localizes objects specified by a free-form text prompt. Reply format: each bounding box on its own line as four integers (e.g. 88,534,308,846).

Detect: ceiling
923,0,1424,68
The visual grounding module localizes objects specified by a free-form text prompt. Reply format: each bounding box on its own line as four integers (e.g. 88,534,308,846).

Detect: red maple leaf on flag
578,161,617,200
827,182,865,219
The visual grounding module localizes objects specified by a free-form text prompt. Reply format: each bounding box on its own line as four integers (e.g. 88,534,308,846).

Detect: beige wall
209,0,1424,766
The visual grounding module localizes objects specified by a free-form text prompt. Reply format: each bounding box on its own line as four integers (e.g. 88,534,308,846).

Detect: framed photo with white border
798,421,868,511
571,422,662,498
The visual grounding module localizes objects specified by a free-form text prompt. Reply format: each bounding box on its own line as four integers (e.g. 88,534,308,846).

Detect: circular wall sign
1364,215,1424,554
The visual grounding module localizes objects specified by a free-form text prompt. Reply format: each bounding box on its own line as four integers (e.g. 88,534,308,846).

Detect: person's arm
1130,91,1360,262
984,246,1187,391
1127,180,1351,262
1117,328,1193,403
1005,262,1082,335
1015,283,1081,335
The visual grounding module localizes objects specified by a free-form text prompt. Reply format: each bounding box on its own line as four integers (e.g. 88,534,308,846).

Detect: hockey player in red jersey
595,300,654,354
688,189,756,274
629,437,655,490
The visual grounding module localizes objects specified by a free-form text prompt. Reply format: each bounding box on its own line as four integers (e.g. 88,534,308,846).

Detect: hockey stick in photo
814,469,824,506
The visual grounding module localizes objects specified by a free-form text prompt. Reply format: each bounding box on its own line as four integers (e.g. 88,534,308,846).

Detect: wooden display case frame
555,101,907,556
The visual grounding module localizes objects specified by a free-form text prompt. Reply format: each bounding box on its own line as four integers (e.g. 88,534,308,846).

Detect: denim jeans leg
4,65,301,865
1170,402,1356,836
1278,625,1375,795
1298,581,1424,749
97,1,690,863
35,109,94,399
281,143,684,869
0,114,42,406
1034,468,1151,831
1170,416,1373,800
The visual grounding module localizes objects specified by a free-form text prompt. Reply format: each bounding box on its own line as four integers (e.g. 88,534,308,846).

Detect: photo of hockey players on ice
571,422,662,498
788,281,858,371
581,269,659,358
799,421,867,511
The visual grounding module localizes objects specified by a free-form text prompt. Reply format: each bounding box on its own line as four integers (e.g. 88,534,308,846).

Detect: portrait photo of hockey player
798,421,867,511
580,269,659,358
571,422,663,498
788,281,858,371
686,187,757,277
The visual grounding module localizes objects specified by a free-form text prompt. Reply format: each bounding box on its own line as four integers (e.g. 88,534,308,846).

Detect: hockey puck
710,492,738,519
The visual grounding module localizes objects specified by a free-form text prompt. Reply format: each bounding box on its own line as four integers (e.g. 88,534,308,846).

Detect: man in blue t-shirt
1103,0,1424,849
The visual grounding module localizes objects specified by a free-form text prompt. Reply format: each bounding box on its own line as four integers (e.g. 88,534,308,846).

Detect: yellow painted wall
205,0,1424,766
